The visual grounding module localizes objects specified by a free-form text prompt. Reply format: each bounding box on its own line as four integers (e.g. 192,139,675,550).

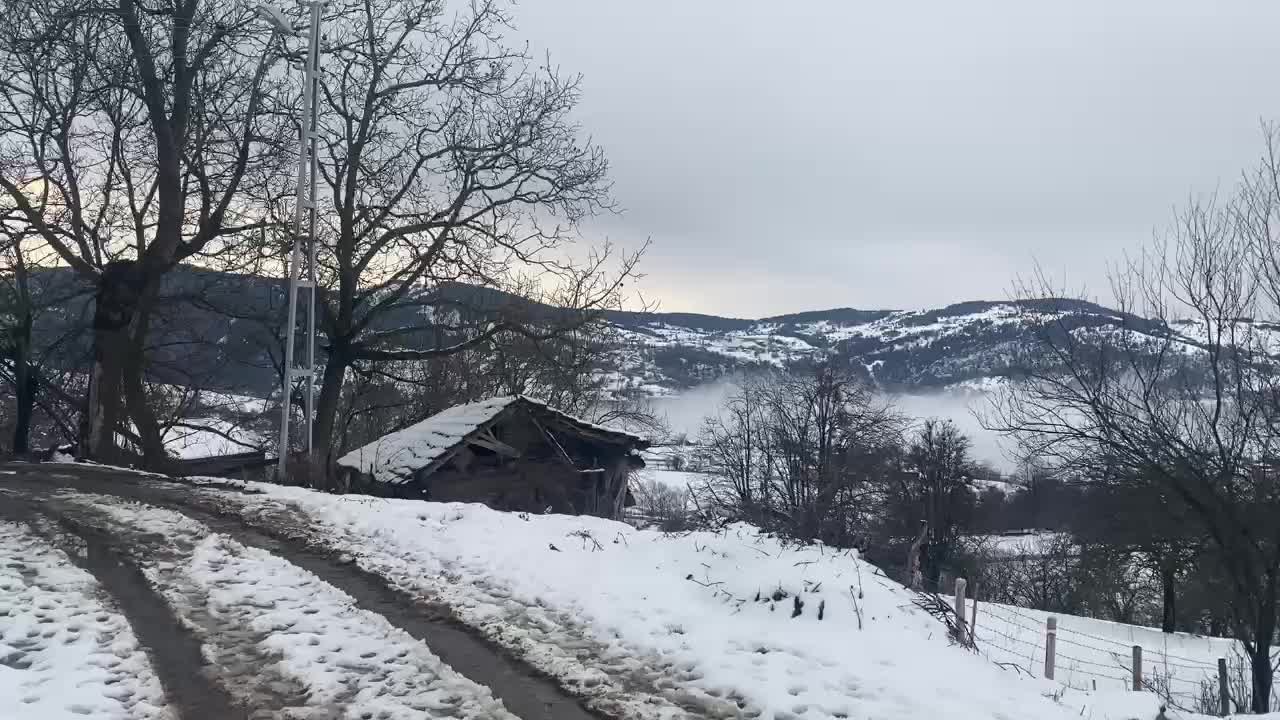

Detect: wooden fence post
1044,616,1056,680
1218,657,1229,716
1132,645,1142,691
953,578,968,642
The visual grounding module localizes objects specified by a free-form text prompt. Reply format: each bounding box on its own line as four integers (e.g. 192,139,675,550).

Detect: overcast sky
514,1,1280,317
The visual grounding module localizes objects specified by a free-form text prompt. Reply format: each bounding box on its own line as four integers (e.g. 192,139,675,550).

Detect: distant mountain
23,266,1232,399
601,297,1199,396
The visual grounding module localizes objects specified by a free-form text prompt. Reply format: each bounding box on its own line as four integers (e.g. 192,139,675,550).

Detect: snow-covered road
0,464,596,720
0,517,171,720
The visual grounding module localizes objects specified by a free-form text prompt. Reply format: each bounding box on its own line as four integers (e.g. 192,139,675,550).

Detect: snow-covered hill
602,298,1241,397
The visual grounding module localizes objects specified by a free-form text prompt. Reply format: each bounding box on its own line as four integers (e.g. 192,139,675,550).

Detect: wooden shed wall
342,407,641,519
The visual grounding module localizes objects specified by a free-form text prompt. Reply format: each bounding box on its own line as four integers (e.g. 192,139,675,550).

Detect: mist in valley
647,379,1015,473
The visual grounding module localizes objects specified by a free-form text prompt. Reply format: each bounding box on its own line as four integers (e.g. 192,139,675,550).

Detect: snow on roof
336,395,647,485
336,396,520,485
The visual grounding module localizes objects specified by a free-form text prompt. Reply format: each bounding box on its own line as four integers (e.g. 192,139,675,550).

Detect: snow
645,469,708,492
336,395,647,485
60,494,518,719
0,519,172,720
336,396,522,484
963,595,1280,714
198,484,1114,720
162,417,262,459
185,535,518,718
966,531,1064,555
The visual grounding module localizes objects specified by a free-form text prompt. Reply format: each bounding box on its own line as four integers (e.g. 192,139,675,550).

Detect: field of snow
0,519,172,720
966,531,1064,556
196,482,1250,720
966,595,1280,715
162,417,263,460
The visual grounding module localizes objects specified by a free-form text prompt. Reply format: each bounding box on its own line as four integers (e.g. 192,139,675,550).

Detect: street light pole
260,1,324,481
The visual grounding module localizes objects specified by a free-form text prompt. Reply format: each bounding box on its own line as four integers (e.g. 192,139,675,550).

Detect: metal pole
303,0,321,456
277,1,323,480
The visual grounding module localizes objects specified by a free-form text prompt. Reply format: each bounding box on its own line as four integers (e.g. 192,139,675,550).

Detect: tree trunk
122,358,167,470
311,346,349,464
1250,576,1277,713
121,293,168,470
11,308,34,455
84,261,146,464
1160,561,1177,633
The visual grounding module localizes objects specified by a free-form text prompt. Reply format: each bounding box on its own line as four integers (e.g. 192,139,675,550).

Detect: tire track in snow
3,463,612,720
207,493,757,720
0,515,175,720
53,492,519,720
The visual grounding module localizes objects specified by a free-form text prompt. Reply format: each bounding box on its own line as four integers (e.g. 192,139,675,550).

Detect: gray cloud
514,0,1280,316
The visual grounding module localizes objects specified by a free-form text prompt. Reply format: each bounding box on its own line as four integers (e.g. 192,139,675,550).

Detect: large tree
992,128,1280,711
897,418,976,590
290,0,639,464
0,0,290,465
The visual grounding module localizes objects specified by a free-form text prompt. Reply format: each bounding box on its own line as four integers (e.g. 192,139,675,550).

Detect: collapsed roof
336,395,650,485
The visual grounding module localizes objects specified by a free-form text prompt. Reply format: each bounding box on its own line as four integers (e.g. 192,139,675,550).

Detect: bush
633,476,690,523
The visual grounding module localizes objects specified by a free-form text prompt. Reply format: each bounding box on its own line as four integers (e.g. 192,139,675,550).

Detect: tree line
691,323,1278,711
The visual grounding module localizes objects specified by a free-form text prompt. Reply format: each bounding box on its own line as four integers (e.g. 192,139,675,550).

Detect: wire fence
965,597,1279,713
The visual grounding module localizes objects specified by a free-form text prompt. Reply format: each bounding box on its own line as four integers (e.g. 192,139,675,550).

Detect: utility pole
258,1,323,480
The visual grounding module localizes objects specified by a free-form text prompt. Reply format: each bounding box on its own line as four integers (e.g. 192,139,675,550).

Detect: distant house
335,396,649,519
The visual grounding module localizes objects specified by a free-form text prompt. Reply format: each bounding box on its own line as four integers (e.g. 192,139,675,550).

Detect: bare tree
270,0,641,466
698,364,903,543
991,128,1280,710
631,475,689,527
0,0,290,465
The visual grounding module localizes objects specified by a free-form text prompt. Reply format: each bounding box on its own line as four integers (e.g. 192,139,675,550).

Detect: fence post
1044,616,1056,680
969,582,978,636
1131,645,1142,691
953,578,968,642
1218,657,1229,716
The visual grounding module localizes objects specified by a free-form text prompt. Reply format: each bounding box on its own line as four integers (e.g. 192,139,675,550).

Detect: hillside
603,297,1196,396
21,267,1235,399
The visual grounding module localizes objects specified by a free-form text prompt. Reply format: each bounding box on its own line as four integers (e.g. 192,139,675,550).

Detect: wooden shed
335,396,649,519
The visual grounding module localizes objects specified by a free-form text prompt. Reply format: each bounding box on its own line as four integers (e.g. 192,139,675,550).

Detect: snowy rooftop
336,396,647,485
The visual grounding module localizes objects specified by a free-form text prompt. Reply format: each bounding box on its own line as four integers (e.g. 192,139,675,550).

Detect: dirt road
0,461,605,720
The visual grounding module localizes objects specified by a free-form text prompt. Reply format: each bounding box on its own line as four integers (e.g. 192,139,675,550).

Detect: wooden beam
528,412,578,470
469,428,521,458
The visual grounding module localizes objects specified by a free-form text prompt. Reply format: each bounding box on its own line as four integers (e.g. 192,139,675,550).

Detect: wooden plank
469,428,521,458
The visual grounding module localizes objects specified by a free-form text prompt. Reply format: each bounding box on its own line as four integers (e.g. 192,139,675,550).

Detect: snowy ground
0,519,172,720
192,481,1258,720
162,417,263,459
964,594,1280,714
56,493,518,719
12,459,1277,720
964,531,1065,556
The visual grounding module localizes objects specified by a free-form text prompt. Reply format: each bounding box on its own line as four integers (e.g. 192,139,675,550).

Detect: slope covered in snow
190,481,1246,720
